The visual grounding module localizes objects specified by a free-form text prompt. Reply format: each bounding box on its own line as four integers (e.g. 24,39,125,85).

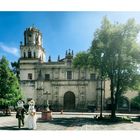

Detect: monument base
41,111,52,121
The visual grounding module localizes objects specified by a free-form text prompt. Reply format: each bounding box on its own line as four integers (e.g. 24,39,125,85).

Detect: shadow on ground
37,117,132,127
132,117,140,122
0,114,11,117
0,125,29,130
0,116,138,130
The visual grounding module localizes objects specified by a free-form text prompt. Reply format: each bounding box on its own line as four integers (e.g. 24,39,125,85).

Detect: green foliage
73,16,140,117
117,116,132,122
0,56,22,106
73,51,89,68
91,17,140,92
131,95,140,110
92,17,140,117
11,61,20,80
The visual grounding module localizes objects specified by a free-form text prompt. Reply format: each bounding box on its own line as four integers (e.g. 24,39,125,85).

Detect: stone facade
19,26,139,111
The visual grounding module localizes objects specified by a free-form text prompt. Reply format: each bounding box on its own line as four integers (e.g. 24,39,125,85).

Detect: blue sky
0,12,140,63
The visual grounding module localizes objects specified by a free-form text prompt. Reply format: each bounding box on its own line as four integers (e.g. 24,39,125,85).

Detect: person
27,99,37,130
16,99,27,128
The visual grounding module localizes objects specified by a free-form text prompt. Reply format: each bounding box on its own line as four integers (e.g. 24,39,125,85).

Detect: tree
73,17,140,119
131,95,140,110
0,56,22,114
73,51,89,68
11,60,20,80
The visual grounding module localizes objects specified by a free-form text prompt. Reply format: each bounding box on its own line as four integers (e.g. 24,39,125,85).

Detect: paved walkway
0,112,140,130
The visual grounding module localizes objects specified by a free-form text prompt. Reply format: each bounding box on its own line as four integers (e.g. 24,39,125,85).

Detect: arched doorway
117,96,129,111
64,91,75,110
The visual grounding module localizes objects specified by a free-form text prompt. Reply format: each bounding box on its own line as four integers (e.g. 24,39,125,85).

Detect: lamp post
100,53,104,118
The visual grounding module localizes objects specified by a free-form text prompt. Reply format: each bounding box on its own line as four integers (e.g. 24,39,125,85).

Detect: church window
28,34,32,41
24,52,26,58
67,59,72,66
45,74,50,80
67,71,72,80
28,73,32,80
34,52,36,58
90,73,96,80
28,51,32,58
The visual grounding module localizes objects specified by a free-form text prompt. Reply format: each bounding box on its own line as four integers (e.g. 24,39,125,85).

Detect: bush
131,96,140,110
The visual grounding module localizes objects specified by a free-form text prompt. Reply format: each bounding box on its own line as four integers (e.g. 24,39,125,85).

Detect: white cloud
0,42,19,57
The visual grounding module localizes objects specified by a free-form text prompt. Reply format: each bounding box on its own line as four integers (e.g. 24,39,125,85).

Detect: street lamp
100,52,104,118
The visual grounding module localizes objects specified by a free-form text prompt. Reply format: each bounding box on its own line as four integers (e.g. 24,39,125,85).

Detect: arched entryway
64,91,75,110
117,96,129,111
106,96,130,112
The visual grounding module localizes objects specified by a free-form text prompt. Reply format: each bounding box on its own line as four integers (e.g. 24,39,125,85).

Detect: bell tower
20,26,46,62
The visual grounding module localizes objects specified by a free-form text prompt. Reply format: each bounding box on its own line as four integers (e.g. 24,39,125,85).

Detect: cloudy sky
0,11,140,63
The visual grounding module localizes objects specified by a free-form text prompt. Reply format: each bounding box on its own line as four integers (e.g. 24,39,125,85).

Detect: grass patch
95,115,132,123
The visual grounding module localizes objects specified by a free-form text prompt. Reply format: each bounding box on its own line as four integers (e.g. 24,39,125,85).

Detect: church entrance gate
64,91,75,111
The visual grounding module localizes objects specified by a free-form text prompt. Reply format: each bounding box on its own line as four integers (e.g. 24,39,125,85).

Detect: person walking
16,99,27,128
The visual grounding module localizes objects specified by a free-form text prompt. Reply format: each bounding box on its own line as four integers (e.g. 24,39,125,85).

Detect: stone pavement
0,112,140,130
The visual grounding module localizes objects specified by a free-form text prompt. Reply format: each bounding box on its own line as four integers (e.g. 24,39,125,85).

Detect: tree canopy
11,60,20,80
0,56,22,106
73,51,89,68
90,17,140,90
131,95,140,110
73,17,140,118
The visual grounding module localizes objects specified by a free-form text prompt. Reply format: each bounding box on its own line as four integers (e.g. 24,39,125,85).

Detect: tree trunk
5,105,8,115
111,95,116,119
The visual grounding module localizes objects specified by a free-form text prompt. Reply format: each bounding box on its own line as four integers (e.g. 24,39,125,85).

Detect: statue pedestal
41,111,52,121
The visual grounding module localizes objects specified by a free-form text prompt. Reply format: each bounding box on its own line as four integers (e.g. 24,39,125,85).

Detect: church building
19,26,138,111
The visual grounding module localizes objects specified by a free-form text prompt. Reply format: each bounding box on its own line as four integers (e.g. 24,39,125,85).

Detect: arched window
28,51,32,58
23,52,26,58
67,71,72,80
118,96,129,110
34,52,36,58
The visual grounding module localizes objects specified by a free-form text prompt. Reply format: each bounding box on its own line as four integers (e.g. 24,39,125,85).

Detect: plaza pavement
0,112,140,130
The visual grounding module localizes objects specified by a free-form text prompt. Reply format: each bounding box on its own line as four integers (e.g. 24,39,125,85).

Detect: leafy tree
73,51,89,68
73,17,140,119
11,60,20,80
0,56,22,114
131,95,140,110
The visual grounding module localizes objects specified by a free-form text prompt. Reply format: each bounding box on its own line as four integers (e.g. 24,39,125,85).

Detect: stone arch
106,96,130,111
117,96,130,111
64,91,75,110
28,48,32,58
